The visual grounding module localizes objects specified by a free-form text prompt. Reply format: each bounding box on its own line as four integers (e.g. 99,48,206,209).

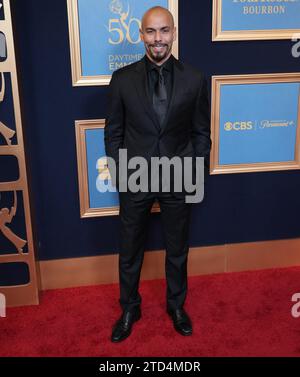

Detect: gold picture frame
67,0,179,86
210,73,300,175
75,119,160,217
212,0,300,41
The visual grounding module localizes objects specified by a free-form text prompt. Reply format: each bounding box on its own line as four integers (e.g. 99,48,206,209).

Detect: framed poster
75,119,160,217
67,0,179,86
210,73,300,174
212,0,300,41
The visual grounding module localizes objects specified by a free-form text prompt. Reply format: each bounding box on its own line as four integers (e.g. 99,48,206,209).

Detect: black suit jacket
104,55,211,200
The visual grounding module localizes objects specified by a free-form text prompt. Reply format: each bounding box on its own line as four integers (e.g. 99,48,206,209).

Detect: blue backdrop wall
6,0,300,263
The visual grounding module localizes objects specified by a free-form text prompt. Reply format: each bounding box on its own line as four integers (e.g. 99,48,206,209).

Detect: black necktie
152,66,168,126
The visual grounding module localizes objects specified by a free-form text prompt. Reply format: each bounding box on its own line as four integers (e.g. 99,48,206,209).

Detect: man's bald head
141,6,174,31
140,6,176,65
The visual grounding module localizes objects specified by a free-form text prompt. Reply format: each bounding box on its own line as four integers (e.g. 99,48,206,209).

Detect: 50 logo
108,0,141,45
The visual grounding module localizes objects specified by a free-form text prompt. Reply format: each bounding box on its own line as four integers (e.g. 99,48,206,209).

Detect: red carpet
1,267,300,357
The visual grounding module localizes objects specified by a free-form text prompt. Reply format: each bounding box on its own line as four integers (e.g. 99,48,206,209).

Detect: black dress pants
118,191,192,313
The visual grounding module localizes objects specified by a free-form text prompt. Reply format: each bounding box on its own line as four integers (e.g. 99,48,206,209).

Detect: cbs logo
224,122,253,131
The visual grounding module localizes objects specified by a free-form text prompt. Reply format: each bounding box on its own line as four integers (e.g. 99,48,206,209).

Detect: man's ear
139,28,144,42
173,27,177,42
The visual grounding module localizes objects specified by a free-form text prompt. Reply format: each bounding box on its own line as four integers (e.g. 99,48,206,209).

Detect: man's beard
147,43,171,63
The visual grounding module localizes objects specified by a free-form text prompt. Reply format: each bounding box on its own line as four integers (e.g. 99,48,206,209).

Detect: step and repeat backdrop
67,0,300,218
1,0,300,302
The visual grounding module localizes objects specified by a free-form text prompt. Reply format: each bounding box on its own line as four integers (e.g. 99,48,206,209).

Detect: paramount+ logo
224,121,254,131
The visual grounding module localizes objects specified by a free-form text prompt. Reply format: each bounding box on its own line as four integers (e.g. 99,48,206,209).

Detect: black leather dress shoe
111,308,141,343
167,308,192,336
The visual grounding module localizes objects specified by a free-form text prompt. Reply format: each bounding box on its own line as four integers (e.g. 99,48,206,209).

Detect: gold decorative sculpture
0,0,39,307
0,191,27,253
0,121,15,145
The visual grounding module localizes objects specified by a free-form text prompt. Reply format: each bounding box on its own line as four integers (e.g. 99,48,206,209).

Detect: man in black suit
105,6,211,343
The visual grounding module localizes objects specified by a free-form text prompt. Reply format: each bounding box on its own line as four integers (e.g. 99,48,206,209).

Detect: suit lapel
133,56,185,134
133,58,161,132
